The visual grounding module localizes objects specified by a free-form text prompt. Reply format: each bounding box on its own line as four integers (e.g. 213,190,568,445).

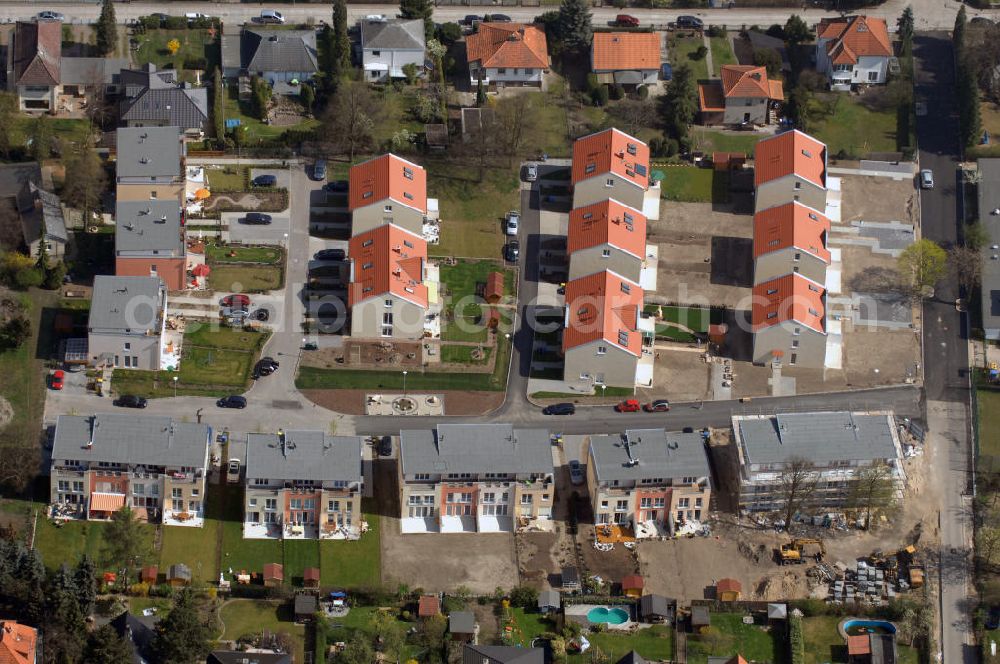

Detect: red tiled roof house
0,621,38,664
349,153,428,237
466,23,549,88
562,270,648,388
752,201,831,285
751,272,827,368
571,128,656,217
567,199,648,282
348,223,430,340
591,32,661,89
815,15,893,90
698,64,784,127
753,129,828,213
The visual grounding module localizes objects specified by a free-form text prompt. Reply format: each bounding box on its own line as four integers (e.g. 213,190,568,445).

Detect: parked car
568,459,585,485
37,11,64,21
542,402,576,415
615,14,640,27
226,459,241,484
252,357,279,379
676,15,704,29
644,399,670,412
504,240,520,262
220,307,249,321
377,436,393,456
114,395,148,409
461,14,482,26
220,294,251,308
614,399,641,412
505,211,520,236
489,14,512,22
185,12,211,21
364,14,386,21
258,9,285,24
660,63,673,81
313,159,327,180
919,169,934,189
986,606,1000,630
315,248,346,261
49,369,65,390
252,174,278,187
241,212,273,225
525,164,538,182
324,180,348,192
217,395,247,409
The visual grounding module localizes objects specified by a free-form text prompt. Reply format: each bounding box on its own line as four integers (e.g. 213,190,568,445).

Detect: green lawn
969,101,1000,158
179,346,254,387
0,289,52,449
801,616,918,664
34,513,156,572
808,93,897,158
319,507,381,588
159,521,221,585
691,128,761,155
533,84,572,158
132,29,219,84
206,243,283,264
508,608,553,646
686,612,786,664
206,167,248,192
297,334,512,392
429,163,517,259
223,89,320,143
221,521,282,576
985,628,1000,663
12,116,95,150
710,35,737,76
208,264,284,292
657,165,715,202
440,344,491,365
670,34,710,81
283,539,320,585
440,260,509,342
219,599,306,664
577,626,674,663
979,389,1000,460
644,304,711,333
184,323,267,350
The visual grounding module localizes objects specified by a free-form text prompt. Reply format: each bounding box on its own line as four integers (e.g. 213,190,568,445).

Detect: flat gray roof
399,424,553,476
590,429,710,483
116,126,182,180
734,411,900,465
52,413,209,468
245,431,362,482
88,275,163,334
115,199,184,255
980,158,1000,334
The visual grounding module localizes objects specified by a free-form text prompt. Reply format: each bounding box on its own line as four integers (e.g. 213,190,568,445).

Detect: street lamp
402,370,408,398
172,375,179,397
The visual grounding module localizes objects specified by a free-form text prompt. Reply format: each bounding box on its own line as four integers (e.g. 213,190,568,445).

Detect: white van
259,9,285,24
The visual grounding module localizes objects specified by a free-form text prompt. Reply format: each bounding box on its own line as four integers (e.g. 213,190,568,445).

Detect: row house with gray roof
243,430,364,540
118,63,209,137
588,429,712,535
731,411,906,513
87,275,167,370
398,424,555,534
49,413,211,526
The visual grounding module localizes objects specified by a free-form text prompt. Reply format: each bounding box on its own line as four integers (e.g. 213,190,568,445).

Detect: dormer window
626,143,637,156
403,192,414,200
362,262,374,270
403,167,414,180
801,149,812,158
583,212,593,220
620,282,630,294
363,191,373,199
585,163,596,174
767,312,777,319
363,239,374,247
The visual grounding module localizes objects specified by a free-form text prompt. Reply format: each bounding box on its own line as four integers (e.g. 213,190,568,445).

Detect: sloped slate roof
242,28,318,74
12,20,61,86
362,18,425,50
120,86,209,131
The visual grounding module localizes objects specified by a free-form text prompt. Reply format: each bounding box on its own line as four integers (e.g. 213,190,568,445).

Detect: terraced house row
562,128,661,389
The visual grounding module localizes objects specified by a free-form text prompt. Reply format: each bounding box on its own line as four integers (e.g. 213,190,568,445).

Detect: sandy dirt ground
301,389,505,416
637,349,714,402
840,175,920,225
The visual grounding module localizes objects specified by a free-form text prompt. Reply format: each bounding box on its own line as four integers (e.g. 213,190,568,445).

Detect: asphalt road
0,0,983,30
913,31,976,664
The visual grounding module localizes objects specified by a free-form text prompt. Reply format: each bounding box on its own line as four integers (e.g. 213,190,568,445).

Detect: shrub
183,57,208,71
509,586,538,608
610,84,625,100
585,73,601,93
591,85,609,107
789,614,805,664
637,85,649,100
137,15,162,30
164,15,187,29
692,45,708,60
707,25,726,37
662,137,680,157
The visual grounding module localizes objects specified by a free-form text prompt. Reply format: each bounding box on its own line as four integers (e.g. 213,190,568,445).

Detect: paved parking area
250,167,292,190
225,212,291,244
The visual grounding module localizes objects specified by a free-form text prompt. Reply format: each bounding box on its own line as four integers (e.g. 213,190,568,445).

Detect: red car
614,399,641,412
616,13,640,27
220,294,251,308
50,369,65,390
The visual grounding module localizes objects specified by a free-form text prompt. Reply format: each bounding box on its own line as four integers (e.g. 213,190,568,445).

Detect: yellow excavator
777,538,827,565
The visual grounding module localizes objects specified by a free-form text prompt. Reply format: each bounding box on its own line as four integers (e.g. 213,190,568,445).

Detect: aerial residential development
0,2,984,664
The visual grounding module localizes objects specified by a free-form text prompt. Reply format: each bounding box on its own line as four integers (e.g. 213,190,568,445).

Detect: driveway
250,167,291,190
225,212,291,244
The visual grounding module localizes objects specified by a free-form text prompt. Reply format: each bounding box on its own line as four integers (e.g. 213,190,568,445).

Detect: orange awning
195,188,211,200
90,492,126,512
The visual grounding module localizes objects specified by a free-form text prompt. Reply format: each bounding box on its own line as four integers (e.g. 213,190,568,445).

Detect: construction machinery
777,538,827,565
897,545,925,588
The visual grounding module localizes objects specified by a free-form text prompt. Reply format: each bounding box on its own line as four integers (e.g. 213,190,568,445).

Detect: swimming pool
587,607,630,625
842,619,897,637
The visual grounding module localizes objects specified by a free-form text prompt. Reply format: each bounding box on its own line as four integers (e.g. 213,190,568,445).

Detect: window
290,498,302,509
304,498,316,510
403,192,414,200
191,488,199,497
627,143,637,156
585,163,596,174
124,342,132,351
265,498,277,510
794,181,802,190
404,240,414,249
363,191,373,199
767,288,778,295
384,205,392,212
372,50,381,56
497,68,507,74
512,68,519,75
414,473,431,480
601,500,608,509
73,481,84,492
134,484,145,495
791,340,800,348
606,178,614,187
362,262,374,270
620,282,630,294
383,312,393,325
602,248,611,257
615,500,628,512
618,330,629,345
654,497,665,508
385,299,393,308
150,190,157,199
249,498,257,507
794,252,801,261
766,312,777,319
768,239,780,247
790,352,798,365
695,497,702,507
58,480,70,491
682,476,696,484
597,345,607,355
172,488,182,498
793,326,801,335
807,307,820,317
520,494,533,505
678,497,690,508
363,239,374,248
403,167,414,180
640,497,652,508
525,68,534,74
868,71,878,82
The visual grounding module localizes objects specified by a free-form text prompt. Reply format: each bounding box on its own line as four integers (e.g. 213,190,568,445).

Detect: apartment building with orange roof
752,201,831,285
466,23,549,88
0,621,37,664
815,15,893,90
753,129,828,213
561,270,654,388
571,128,659,218
348,153,429,237
751,272,827,367
591,32,661,90
566,199,653,283
698,64,784,127
348,223,435,340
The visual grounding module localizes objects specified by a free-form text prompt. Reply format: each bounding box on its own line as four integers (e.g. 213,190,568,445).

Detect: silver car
505,211,520,236
919,169,934,189
569,460,585,485
525,164,538,182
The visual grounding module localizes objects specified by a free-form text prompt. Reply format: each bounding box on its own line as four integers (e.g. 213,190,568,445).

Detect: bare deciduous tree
778,456,818,531
496,94,533,166
848,460,898,530
977,525,1000,571
321,81,382,161
610,99,656,137
949,245,982,292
